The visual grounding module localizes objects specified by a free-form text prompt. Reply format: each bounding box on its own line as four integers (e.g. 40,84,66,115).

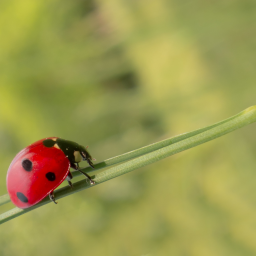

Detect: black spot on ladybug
22,159,33,172
17,192,28,203
43,139,56,147
46,172,56,181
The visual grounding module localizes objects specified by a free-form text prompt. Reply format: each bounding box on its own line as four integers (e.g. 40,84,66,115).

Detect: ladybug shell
6,138,70,209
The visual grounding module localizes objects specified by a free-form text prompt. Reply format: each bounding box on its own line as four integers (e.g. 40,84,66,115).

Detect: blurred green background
1,0,256,255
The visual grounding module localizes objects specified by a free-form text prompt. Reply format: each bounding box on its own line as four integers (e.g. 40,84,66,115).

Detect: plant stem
0,106,256,225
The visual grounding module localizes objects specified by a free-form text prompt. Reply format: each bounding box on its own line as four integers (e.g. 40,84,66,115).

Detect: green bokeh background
1,1,256,255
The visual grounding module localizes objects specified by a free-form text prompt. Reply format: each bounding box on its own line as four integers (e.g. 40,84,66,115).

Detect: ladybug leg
76,163,95,185
70,162,79,170
71,162,95,185
66,172,73,188
49,191,57,204
78,169,95,185
86,158,94,169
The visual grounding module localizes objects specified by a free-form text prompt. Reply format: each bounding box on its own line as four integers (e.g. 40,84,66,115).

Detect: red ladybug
6,137,95,209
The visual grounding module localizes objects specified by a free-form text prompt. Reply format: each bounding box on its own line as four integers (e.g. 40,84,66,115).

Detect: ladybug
6,137,95,209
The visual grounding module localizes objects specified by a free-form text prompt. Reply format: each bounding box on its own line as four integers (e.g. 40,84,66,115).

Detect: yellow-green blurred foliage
1,0,256,255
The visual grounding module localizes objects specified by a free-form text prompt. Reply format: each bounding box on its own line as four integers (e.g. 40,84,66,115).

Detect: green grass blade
0,106,256,224
0,103,243,206
73,106,249,177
